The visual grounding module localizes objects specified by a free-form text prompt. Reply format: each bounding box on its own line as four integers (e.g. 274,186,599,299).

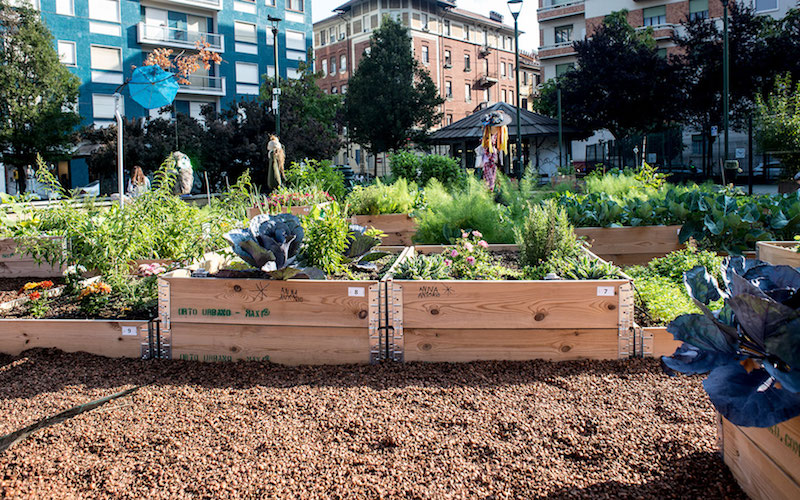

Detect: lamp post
268,15,282,137
508,0,523,179
722,0,730,168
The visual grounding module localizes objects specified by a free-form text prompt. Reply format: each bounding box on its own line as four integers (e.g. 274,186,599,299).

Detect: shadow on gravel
537,451,745,500
0,348,669,402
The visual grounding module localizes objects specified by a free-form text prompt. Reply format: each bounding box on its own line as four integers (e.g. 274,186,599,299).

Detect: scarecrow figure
267,135,286,191
475,110,510,191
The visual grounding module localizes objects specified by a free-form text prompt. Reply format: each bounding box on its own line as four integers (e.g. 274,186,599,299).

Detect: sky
311,0,540,50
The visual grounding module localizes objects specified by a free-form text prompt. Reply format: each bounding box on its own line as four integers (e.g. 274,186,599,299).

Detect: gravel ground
0,349,745,499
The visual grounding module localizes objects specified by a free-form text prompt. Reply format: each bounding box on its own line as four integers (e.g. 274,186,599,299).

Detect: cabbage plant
663,257,800,427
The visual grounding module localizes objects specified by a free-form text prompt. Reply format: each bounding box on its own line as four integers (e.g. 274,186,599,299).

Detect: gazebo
429,102,586,178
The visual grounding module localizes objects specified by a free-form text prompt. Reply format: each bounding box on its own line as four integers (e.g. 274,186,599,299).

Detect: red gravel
0,349,745,499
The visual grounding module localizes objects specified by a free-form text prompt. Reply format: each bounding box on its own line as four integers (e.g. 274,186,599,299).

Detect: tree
534,12,681,145
0,0,81,193
755,75,800,179
343,16,443,157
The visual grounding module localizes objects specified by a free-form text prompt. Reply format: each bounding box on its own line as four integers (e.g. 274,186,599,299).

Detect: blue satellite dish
128,65,180,110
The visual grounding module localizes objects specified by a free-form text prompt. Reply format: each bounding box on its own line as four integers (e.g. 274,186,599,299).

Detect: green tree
0,0,81,193
534,11,681,144
343,16,443,158
755,75,800,179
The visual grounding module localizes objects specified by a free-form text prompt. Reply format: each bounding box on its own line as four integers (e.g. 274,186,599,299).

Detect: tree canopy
343,16,443,155
0,0,81,192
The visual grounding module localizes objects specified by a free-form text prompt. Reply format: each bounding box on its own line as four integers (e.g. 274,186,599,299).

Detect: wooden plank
722,417,800,500
164,277,375,328
247,204,320,219
170,323,370,365
400,280,628,330
404,328,620,362
642,326,682,358
574,225,683,263
757,242,800,268
0,319,146,358
352,213,417,246
0,238,64,278
734,417,800,487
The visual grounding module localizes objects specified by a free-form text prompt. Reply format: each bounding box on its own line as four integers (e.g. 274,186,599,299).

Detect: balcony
178,75,226,96
637,24,676,41
138,23,224,52
477,73,498,88
538,41,576,60
538,0,584,21
157,0,222,11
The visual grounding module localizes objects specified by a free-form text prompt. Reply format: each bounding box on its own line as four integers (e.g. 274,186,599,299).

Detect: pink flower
462,232,469,239
464,242,474,252
450,249,458,258
478,240,489,248
466,256,476,265
444,258,452,266
472,230,483,238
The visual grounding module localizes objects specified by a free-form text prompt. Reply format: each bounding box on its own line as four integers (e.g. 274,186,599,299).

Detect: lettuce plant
663,257,800,427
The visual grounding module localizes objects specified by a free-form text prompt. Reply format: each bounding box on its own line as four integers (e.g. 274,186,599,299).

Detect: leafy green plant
225,213,307,279
261,186,333,212
301,203,351,275
418,154,464,187
560,254,622,280
643,246,724,285
393,253,451,280
443,231,513,280
346,178,419,215
634,275,701,325
389,150,419,181
663,258,800,428
516,199,581,268
78,281,112,317
285,159,346,201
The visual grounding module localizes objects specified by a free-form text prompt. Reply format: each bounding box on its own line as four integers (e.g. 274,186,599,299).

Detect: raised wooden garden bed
0,237,64,278
0,319,149,358
573,225,684,266
246,205,317,219
720,415,800,500
351,213,416,246
757,242,800,268
158,270,386,365
385,245,635,363
639,326,681,358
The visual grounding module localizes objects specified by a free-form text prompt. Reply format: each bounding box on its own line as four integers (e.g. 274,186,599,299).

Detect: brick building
314,0,539,174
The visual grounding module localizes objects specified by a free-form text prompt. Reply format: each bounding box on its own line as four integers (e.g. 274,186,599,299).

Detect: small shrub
419,154,463,187
345,178,418,216
394,254,451,280
516,199,581,268
285,159,346,201
389,150,420,181
643,246,724,285
301,202,350,275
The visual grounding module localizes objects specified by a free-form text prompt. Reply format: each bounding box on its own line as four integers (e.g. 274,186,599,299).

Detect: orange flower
29,291,41,300
40,280,54,289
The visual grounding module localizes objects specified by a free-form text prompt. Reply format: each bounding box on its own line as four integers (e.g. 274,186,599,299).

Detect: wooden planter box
639,326,681,358
0,237,65,278
720,415,800,500
0,319,148,358
351,213,416,246
385,245,635,363
158,270,384,365
574,225,684,266
246,205,317,219
757,242,800,268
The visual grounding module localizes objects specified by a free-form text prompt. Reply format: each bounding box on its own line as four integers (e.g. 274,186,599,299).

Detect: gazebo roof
429,102,585,143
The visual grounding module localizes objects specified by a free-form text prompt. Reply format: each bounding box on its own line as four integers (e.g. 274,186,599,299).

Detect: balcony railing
538,0,584,13
178,75,225,96
477,73,498,88
158,0,222,10
138,23,224,52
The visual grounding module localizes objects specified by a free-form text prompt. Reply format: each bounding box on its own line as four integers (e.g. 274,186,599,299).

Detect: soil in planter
0,277,65,304
0,292,156,320
0,349,746,499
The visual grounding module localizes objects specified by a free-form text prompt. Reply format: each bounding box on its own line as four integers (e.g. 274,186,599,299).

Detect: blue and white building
1,0,312,193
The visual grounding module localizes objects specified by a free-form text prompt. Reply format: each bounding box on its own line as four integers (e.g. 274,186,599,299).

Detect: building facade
519,50,541,112
314,0,535,174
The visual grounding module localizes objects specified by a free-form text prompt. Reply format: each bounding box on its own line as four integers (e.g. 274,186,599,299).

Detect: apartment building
519,50,541,111
23,0,312,126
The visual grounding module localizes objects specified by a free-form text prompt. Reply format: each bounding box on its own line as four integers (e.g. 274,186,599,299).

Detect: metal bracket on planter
639,326,654,358
152,278,172,360
368,283,382,364
387,280,404,363
141,318,171,360
618,282,635,358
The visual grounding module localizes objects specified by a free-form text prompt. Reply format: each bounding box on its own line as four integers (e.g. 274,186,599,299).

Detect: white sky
311,0,540,49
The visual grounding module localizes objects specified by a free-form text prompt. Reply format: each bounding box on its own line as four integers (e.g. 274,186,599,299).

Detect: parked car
752,159,783,179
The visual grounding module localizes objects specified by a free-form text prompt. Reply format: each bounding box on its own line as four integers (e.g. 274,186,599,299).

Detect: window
521,98,528,109
421,45,429,64
464,25,470,41
446,114,453,126
464,54,471,71
523,71,528,85
341,85,347,93
330,57,337,74
444,50,452,67
643,6,667,26
234,21,257,43
318,31,326,46
58,41,76,66
362,15,369,32
508,63,514,77
465,83,471,102
482,29,488,46
321,59,328,76
56,0,73,15
556,63,574,76
657,47,668,58
340,55,347,73
286,30,306,51
754,0,778,12
509,90,513,103
501,62,506,78
92,94,118,119
332,86,339,94
689,0,708,20
287,0,304,12
444,20,450,36
90,45,121,71
691,134,704,155
236,62,259,84
554,25,573,44
421,13,429,30
89,0,119,23
445,81,452,98
502,89,507,103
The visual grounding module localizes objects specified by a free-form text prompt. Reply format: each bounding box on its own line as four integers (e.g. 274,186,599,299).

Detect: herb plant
516,199,581,269
346,178,419,216
285,159,346,201
393,253,451,280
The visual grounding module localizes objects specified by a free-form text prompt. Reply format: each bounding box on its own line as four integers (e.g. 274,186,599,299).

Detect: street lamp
722,0,730,168
268,15,282,137
508,0,523,180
